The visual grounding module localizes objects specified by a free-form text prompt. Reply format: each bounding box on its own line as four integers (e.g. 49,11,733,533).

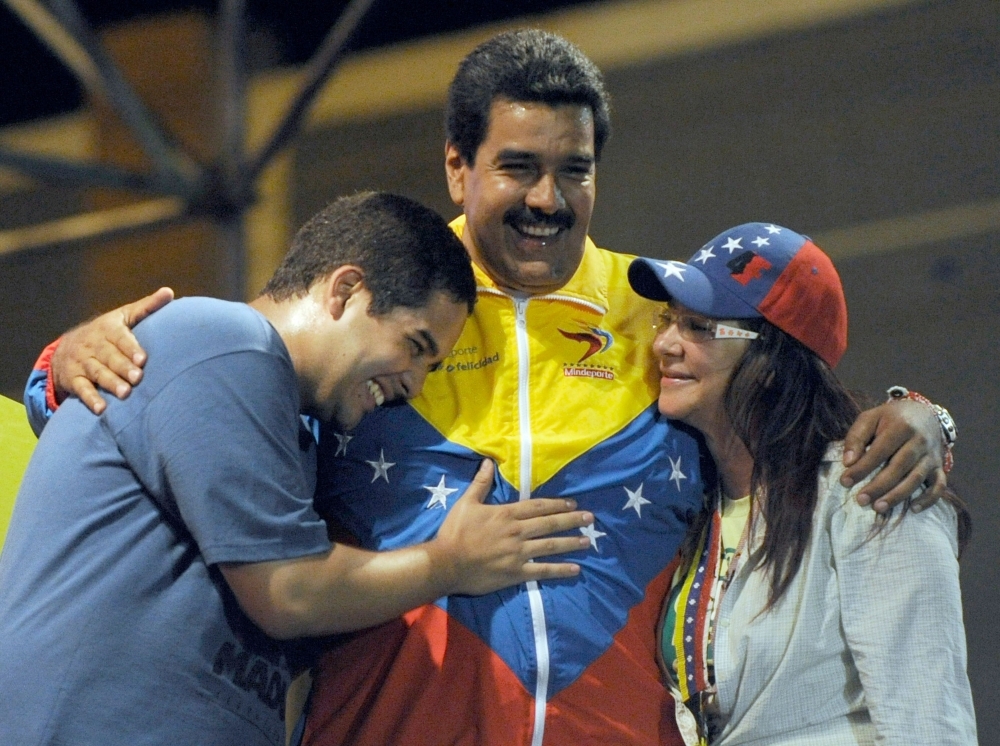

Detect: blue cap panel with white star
629,223,809,319
504,406,702,693
315,406,501,550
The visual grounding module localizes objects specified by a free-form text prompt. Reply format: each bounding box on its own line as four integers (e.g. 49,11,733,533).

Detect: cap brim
628,257,720,315
630,256,769,319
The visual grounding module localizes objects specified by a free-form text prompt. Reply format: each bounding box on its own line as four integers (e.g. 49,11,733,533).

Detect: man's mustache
503,206,574,232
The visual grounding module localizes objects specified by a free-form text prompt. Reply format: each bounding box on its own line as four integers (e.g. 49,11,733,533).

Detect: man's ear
444,141,468,207
323,265,365,320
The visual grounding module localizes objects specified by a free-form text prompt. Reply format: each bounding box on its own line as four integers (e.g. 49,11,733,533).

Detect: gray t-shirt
0,297,331,745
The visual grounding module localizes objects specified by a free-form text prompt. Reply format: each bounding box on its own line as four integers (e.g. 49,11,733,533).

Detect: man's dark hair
446,29,611,165
261,192,476,315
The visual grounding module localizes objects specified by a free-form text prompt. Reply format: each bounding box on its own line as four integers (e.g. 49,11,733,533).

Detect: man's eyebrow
418,329,440,358
495,149,594,167
496,148,538,161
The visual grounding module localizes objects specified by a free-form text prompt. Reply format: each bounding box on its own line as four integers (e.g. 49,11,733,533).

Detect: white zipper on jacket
531,292,606,316
479,285,607,317
483,285,607,745
512,295,551,746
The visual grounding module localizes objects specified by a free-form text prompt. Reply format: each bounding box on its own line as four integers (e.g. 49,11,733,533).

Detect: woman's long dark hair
723,319,970,607
724,319,859,605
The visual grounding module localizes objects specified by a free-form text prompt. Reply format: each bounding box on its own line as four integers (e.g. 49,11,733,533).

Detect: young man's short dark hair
261,192,477,315
445,29,612,165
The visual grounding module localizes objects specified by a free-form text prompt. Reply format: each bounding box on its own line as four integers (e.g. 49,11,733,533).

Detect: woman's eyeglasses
654,306,760,342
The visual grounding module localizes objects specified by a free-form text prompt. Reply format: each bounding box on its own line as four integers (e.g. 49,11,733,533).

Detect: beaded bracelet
886,386,956,473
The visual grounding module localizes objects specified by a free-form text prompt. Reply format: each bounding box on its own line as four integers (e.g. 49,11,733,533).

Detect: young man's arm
221,461,592,639
129,337,592,643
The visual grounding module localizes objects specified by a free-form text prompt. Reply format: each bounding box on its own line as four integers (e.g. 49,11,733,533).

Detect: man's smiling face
446,99,596,295
316,288,467,431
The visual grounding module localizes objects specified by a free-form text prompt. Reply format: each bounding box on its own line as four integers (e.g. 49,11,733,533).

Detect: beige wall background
1,0,996,740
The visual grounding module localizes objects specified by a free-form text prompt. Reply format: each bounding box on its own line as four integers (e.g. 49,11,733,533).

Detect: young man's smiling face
317,288,467,431
446,99,596,295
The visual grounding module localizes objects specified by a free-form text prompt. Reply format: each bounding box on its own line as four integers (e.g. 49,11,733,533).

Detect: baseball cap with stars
627,222,848,367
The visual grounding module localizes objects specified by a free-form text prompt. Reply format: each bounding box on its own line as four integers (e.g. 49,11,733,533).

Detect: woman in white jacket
628,222,975,745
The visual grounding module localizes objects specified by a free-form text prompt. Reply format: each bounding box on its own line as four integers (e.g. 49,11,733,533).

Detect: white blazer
712,444,977,745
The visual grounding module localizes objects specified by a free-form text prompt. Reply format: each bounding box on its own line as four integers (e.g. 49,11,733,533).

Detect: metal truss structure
0,0,378,299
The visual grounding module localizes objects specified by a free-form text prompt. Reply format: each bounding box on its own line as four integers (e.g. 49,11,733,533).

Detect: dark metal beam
0,198,189,257
218,0,247,196
2,0,103,95
218,0,248,300
246,0,379,182
3,0,206,196
0,0,378,271
0,147,186,195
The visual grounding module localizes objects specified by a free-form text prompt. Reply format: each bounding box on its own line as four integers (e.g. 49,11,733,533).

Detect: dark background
1,0,997,741
0,0,598,126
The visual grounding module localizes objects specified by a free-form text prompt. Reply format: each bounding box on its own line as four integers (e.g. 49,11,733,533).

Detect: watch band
886,386,956,472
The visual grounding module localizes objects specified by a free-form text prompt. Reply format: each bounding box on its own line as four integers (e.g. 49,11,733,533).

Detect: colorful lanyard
672,509,721,702
671,491,760,744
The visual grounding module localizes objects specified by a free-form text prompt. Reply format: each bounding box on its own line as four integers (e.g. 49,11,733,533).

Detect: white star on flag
751,236,770,248
334,433,353,457
693,246,716,264
722,237,743,253
424,474,458,510
366,449,395,484
622,483,651,517
668,455,687,490
655,261,687,281
580,522,607,551
765,224,782,234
